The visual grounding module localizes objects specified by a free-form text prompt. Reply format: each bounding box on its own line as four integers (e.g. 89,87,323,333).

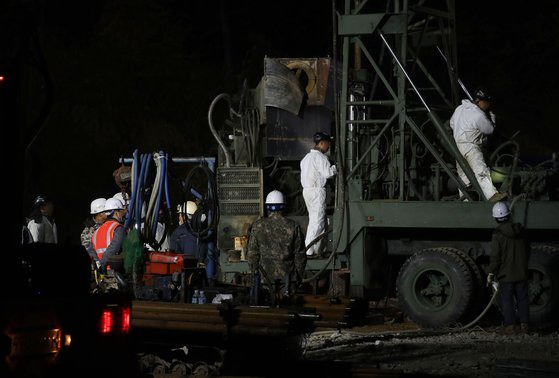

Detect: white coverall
27,215,58,243
450,99,497,200
300,149,337,256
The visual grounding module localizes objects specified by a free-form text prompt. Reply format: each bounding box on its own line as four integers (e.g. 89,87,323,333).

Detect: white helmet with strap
492,201,510,219
265,190,285,212
104,198,124,212
90,198,107,214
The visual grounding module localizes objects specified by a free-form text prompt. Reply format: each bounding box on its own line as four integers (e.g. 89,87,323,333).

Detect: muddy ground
301,304,559,378
140,299,559,377
303,327,558,377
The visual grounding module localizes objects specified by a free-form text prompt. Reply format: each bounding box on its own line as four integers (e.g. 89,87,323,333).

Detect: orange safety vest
91,220,122,260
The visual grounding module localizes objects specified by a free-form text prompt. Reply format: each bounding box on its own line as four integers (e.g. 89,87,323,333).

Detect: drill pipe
132,318,291,337
131,301,318,334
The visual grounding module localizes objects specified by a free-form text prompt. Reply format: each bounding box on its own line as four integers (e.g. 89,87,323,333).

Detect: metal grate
218,187,261,201
217,167,263,215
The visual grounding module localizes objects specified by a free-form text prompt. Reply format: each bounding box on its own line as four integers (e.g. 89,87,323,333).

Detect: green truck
213,0,559,329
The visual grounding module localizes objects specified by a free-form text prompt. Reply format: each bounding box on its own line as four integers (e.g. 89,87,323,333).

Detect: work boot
498,325,517,335
489,191,508,202
520,323,529,334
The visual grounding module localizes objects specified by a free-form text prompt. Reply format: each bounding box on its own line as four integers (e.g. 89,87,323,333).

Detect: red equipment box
144,251,184,275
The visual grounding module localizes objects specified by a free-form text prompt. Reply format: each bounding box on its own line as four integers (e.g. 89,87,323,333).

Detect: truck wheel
439,247,487,323
528,245,559,328
396,248,473,328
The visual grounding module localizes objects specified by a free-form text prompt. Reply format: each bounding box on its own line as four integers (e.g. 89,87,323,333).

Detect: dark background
2,0,558,245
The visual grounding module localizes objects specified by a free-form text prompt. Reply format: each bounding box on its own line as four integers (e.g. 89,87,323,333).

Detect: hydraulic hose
455,282,500,330
125,150,173,249
152,150,165,237
131,152,143,230
142,152,151,187
208,93,232,167
164,152,172,216
146,152,162,239
125,149,139,229
136,153,150,231
159,152,173,245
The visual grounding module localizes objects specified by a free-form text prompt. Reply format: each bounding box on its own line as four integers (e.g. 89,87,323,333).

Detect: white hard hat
265,190,284,205
104,198,124,211
113,192,129,205
90,198,107,214
492,201,510,219
186,201,197,216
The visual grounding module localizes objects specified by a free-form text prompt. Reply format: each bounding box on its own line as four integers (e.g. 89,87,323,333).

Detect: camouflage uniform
247,212,306,283
81,217,101,250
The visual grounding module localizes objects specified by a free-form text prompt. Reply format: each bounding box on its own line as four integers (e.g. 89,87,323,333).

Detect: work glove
331,164,338,175
486,273,495,287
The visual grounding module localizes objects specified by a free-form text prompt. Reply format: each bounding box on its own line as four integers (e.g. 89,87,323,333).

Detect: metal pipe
378,31,430,112
344,119,392,125
346,112,397,181
436,45,472,101
132,319,227,333
132,312,223,324
208,93,232,167
120,157,216,165
347,100,396,106
132,301,220,312
228,325,289,337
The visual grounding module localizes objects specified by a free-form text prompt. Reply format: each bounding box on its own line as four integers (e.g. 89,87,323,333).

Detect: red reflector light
121,307,131,333
100,310,113,334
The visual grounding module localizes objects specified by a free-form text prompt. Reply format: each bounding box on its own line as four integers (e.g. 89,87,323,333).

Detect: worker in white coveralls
449,87,507,202
300,131,337,257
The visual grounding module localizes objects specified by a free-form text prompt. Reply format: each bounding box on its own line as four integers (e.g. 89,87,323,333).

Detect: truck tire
528,245,559,328
439,247,487,323
396,248,473,328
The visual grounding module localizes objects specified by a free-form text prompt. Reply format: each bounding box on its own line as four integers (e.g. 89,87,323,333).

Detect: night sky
2,0,558,245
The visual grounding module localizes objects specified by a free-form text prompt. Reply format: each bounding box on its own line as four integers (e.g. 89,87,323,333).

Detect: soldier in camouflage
81,198,107,252
247,190,306,296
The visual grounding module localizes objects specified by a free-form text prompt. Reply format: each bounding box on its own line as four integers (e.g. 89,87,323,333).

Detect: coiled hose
124,149,139,229
182,163,219,241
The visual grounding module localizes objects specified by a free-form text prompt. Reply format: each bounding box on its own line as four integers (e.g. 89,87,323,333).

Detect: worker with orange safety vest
90,197,127,271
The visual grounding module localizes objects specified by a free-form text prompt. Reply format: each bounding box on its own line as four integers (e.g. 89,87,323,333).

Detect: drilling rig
211,0,559,328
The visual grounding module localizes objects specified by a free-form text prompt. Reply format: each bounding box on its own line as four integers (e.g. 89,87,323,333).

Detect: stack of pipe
132,301,318,337
298,295,368,329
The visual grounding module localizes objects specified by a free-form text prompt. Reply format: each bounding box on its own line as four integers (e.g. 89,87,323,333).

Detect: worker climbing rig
211,0,559,329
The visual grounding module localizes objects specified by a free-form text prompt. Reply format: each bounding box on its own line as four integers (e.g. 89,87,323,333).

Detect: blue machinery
120,153,217,281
